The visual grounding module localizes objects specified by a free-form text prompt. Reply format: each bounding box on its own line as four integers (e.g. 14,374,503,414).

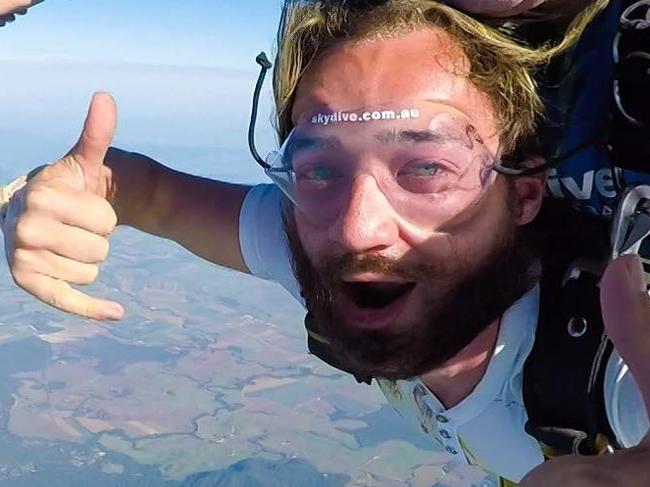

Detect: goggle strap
248,52,273,170
495,135,605,177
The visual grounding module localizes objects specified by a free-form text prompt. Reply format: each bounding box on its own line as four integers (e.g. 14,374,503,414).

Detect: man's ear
510,157,547,226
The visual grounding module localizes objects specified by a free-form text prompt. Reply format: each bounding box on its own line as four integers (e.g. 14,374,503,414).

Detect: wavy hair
272,0,609,158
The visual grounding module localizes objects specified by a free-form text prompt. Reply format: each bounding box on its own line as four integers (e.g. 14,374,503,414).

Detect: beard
284,199,539,381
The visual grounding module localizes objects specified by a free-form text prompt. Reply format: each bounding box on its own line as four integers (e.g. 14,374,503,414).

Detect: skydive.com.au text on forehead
311,108,421,126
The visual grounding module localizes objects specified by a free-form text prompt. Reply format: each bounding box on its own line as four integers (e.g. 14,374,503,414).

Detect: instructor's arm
3,93,251,321
0,0,43,26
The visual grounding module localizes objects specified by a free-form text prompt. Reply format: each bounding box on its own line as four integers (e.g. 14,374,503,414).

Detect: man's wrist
0,165,48,226
0,174,28,225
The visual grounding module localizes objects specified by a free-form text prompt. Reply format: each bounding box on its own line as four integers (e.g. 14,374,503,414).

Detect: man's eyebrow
285,128,478,157
285,134,342,155
374,129,457,145
281,134,342,168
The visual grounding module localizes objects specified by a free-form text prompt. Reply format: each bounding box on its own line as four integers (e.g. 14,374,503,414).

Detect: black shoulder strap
304,312,373,385
523,200,620,455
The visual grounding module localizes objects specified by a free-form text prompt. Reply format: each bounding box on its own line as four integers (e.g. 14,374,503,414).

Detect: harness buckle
563,184,650,283
611,184,650,258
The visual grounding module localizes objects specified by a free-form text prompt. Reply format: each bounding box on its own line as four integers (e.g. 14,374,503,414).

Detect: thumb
601,254,649,335
68,92,117,194
601,254,650,405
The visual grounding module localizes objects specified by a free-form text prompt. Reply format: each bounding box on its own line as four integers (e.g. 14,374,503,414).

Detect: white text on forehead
311,108,421,126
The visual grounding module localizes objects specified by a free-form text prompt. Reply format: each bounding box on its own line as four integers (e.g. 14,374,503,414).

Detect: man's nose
328,174,399,253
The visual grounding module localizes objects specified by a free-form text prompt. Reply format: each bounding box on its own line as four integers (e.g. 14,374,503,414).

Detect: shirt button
445,446,458,455
436,414,449,423
440,429,452,440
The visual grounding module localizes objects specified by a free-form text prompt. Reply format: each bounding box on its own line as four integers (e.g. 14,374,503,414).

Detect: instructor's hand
3,93,124,321
0,0,44,27
519,435,650,487
601,254,650,410
519,255,650,486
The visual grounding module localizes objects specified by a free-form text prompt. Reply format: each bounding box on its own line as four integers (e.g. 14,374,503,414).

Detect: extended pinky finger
14,271,124,321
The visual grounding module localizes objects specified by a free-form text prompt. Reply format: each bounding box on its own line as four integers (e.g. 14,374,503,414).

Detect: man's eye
297,164,342,182
397,160,457,193
404,162,442,177
399,161,449,178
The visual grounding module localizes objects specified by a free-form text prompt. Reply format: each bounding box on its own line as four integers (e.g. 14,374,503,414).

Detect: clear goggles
271,104,501,229
248,54,519,230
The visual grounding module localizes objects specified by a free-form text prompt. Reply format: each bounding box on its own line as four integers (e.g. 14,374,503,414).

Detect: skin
0,0,584,21
601,255,650,412
449,0,593,18
0,0,43,26
449,0,549,16
3,93,250,320
519,256,650,487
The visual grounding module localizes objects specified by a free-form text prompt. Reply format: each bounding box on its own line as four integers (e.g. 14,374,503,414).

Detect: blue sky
0,0,281,68
0,0,282,172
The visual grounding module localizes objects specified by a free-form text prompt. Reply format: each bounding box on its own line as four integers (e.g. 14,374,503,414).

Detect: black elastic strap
248,52,273,169
495,136,605,177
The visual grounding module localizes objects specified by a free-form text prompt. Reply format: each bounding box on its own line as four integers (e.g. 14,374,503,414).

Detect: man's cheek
294,213,330,261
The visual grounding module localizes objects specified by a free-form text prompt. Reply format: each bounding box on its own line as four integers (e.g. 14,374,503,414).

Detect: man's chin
332,342,435,381
323,315,436,381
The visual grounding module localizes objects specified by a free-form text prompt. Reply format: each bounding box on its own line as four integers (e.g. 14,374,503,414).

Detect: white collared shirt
239,184,649,483
376,287,542,482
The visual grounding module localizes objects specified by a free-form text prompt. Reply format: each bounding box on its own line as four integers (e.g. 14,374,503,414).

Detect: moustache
311,252,457,289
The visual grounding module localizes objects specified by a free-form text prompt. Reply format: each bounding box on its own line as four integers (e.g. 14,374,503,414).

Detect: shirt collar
379,284,540,426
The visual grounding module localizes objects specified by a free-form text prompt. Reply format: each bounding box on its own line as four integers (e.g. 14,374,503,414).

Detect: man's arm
448,0,591,18
105,148,250,273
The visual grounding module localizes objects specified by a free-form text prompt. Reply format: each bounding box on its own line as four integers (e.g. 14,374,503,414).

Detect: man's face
285,29,542,379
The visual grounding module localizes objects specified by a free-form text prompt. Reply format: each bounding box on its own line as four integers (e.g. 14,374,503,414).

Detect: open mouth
341,282,417,309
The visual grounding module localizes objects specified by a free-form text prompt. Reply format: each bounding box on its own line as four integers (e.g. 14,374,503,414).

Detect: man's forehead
290,28,498,148
294,29,467,108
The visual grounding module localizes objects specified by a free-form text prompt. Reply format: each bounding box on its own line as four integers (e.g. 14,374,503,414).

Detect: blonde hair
273,0,609,157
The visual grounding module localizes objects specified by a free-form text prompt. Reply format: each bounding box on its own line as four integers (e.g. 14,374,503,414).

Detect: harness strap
523,200,621,455
304,313,372,385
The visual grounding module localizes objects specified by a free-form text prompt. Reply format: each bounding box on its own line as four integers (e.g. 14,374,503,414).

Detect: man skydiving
2,1,650,486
